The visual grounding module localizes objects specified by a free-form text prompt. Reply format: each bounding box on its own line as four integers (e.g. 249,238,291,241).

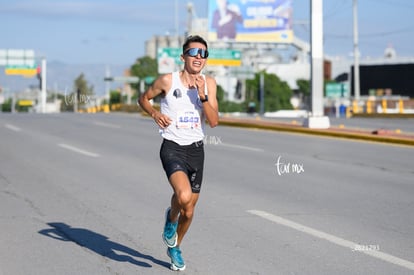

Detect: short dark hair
182,35,208,53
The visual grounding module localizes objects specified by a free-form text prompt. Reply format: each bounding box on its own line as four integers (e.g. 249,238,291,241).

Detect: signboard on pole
158,47,242,73
0,49,36,66
5,65,38,77
325,83,349,98
207,49,241,66
207,0,293,43
1,49,37,77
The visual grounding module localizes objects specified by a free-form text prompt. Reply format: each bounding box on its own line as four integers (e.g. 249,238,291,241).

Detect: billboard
208,0,293,43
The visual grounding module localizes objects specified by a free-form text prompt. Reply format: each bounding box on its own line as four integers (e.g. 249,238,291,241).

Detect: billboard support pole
303,0,330,129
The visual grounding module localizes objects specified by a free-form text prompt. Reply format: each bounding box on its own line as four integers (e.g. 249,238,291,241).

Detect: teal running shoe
162,207,178,248
167,246,186,271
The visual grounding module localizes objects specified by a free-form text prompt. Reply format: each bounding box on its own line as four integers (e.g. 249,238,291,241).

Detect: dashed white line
248,209,414,271
58,143,100,158
219,143,264,152
5,124,22,132
93,121,121,129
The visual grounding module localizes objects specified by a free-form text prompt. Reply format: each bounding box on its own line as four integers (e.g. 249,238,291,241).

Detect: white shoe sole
167,249,186,271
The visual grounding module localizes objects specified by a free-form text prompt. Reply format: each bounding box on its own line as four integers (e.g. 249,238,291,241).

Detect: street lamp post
353,0,360,102
259,71,264,115
303,0,330,128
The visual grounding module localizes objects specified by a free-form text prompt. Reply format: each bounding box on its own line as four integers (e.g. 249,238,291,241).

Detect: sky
1,0,414,66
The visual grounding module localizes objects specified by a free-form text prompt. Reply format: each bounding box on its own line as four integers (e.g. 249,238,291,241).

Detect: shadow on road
38,222,170,270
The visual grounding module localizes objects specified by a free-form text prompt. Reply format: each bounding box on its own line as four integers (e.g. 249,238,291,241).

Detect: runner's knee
176,189,192,207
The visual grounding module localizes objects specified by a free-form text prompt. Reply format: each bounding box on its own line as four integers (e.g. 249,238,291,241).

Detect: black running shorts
159,139,205,193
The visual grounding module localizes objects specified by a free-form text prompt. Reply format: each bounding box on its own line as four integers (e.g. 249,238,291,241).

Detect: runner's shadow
38,222,169,269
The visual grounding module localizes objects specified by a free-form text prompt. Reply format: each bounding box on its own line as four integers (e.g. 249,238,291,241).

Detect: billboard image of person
211,0,244,40
208,0,293,43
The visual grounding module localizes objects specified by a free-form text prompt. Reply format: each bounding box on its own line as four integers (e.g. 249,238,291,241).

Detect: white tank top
159,71,206,145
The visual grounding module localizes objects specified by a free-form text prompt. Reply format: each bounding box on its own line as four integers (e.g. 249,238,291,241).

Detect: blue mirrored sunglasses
184,48,209,59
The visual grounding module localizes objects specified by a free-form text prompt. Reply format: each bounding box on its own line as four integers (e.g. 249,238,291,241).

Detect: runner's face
183,42,207,74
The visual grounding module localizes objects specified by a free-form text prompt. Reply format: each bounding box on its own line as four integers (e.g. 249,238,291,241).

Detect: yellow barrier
352,100,358,114
366,100,372,114
103,104,110,113
346,107,352,118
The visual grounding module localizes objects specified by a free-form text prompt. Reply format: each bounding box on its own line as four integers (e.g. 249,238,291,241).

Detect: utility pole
41,58,47,113
353,0,360,102
303,0,330,129
259,72,264,115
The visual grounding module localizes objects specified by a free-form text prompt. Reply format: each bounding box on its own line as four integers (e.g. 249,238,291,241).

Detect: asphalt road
1,113,413,275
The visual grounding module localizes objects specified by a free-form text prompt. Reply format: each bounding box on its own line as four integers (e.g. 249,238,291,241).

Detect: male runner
138,35,219,271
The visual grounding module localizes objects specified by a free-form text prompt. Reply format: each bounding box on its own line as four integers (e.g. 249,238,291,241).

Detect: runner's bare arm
138,74,172,128
196,75,219,128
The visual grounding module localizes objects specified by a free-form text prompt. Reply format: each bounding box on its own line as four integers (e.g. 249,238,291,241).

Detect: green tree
296,79,310,96
110,90,121,105
246,72,293,112
130,56,158,96
1,98,12,112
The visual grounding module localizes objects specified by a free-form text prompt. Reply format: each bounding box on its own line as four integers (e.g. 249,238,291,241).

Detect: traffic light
37,72,42,90
37,66,42,90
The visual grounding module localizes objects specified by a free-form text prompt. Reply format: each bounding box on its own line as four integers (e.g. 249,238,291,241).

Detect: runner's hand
152,111,172,128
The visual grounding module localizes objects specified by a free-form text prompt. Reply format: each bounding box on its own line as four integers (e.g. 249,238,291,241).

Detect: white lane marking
93,121,121,129
58,143,100,158
5,124,22,132
219,143,264,152
248,210,414,271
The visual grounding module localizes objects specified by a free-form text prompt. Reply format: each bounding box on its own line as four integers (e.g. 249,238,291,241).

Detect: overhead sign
0,49,36,67
207,0,293,43
158,47,242,72
5,65,38,77
207,49,241,66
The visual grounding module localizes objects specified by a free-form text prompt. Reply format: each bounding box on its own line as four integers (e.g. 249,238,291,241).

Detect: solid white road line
4,124,22,132
58,143,100,158
248,209,414,271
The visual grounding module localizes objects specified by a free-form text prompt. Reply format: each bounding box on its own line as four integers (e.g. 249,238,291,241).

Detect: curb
218,117,414,147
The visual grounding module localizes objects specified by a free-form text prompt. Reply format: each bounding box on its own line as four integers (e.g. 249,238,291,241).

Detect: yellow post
104,104,110,113
366,100,372,114
382,99,387,113
352,100,358,114
346,106,352,118
399,99,404,114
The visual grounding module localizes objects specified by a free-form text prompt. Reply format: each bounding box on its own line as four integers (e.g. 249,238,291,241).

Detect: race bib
176,110,201,129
